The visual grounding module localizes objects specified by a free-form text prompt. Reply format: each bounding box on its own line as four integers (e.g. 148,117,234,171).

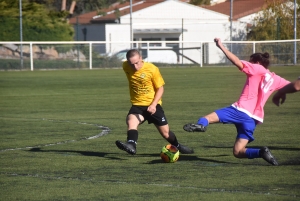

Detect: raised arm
214,38,243,70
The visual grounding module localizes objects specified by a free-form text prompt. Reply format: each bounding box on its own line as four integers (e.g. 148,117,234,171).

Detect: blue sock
197,117,208,127
245,148,260,159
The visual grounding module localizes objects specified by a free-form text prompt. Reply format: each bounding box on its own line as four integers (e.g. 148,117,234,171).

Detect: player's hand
147,105,156,115
272,93,286,106
214,38,222,48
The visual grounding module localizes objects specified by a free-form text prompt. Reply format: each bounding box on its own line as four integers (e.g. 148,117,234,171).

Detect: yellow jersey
123,61,165,106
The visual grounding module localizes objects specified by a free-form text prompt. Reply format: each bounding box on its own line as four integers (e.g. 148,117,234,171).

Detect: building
68,0,272,64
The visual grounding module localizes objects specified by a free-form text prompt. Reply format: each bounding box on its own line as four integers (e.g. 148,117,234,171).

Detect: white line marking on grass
1,172,298,198
0,118,111,152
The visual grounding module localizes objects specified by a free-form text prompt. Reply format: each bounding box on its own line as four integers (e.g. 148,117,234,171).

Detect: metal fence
0,40,299,70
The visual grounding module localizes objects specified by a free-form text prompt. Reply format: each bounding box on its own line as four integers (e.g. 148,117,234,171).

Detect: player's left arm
148,86,164,115
272,78,300,106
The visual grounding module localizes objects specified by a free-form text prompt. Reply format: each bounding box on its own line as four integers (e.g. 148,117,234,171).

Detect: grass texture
0,66,300,201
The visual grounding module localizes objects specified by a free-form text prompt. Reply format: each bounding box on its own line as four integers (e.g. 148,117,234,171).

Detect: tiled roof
92,0,164,23
201,0,287,20
69,0,287,24
69,11,97,24
69,0,189,24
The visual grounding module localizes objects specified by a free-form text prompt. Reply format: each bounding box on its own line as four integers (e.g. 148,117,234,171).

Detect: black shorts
128,104,168,126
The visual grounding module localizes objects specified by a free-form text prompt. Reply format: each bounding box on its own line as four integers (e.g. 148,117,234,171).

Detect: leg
115,113,145,155
155,124,194,154
155,124,171,140
233,138,249,158
126,114,144,144
203,112,220,124
233,138,278,165
183,112,219,132
235,121,278,165
127,114,144,130
235,122,260,159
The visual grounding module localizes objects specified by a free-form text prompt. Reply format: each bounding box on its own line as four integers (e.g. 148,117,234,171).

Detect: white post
294,0,297,64
130,0,133,49
30,42,33,71
147,42,149,62
19,0,23,69
89,42,92,69
230,0,233,41
200,43,202,67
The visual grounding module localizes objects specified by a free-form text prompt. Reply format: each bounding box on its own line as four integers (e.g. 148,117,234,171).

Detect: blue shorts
215,106,257,142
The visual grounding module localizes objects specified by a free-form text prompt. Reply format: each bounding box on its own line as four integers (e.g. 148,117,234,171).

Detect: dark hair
126,49,141,60
249,52,270,69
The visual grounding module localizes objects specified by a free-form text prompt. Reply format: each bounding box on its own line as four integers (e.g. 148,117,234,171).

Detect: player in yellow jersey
115,49,194,155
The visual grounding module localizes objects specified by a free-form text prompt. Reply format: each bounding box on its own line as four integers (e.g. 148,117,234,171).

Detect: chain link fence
0,40,299,70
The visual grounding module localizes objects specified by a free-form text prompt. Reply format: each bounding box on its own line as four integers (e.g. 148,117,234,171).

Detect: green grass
0,66,300,201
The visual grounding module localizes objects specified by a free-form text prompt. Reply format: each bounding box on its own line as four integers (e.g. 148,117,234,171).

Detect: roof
69,0,189,25
201,0,287,20
69,0,288,25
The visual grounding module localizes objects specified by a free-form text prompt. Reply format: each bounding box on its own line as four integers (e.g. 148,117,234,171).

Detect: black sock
167,131,179,147
127,129,138,145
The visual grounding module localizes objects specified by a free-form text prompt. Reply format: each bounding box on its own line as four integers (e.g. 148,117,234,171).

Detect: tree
247,0,300,40
246,0,300,64
29,0,123,16
0,0,74,41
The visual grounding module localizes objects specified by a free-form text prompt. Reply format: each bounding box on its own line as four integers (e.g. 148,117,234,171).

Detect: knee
127,119,139,130
233,148,243,158
203,112,219,124
161,131,170,138
126,115,141,128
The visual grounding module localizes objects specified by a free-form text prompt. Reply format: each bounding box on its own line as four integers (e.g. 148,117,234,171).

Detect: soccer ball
160,144,180,163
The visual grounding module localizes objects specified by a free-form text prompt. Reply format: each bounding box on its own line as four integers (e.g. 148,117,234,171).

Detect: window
166,38,179,48
142,38,161,47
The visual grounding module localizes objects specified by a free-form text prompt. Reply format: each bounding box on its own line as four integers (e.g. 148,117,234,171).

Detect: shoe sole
262,147,278,166
183,124,195,132
183,124,206,132
115,141,136,155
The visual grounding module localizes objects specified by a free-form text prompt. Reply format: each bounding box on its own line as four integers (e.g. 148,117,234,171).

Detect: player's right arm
214,38,243,70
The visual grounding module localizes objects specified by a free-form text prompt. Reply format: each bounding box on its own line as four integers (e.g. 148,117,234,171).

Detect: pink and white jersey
232,60,290,123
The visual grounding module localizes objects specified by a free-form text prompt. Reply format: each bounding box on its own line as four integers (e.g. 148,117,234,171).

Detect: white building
69,0,268,64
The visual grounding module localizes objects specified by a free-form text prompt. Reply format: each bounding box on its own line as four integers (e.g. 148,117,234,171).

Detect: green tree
0,0,74,41
247,0,300,40
29,0,124,16
246,0,300,64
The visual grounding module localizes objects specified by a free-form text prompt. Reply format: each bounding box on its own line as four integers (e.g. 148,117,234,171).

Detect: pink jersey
232,61,290,123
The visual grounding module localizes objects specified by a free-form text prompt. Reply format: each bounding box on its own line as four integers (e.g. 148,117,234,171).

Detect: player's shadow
203,145,300,166
203,145,300,152
28,147,125,160
140,153,236,165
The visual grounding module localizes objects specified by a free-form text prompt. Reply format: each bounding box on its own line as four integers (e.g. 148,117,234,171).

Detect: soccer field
0,66,299,200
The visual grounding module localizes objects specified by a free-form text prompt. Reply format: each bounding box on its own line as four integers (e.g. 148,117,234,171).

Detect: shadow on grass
202,146,300,166
28,147,125,160
28,147,300,165
203,145,300,152
139,153,237,165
